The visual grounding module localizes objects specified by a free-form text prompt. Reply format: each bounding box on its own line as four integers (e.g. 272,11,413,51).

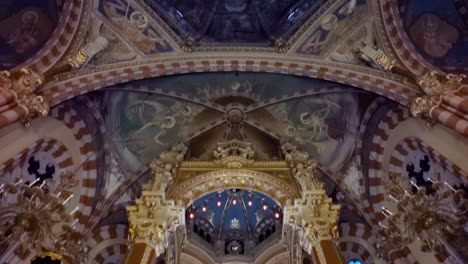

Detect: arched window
348,259,363,264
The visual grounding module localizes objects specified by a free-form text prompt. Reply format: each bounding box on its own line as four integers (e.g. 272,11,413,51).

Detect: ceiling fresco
99,0,174,54
398,0,468,72
101,72,374,175
0,0,62,69
296,0,367,55
142,0,326,44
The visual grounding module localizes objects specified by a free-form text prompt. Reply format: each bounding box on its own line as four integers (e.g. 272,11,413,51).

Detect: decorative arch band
167,169,301,207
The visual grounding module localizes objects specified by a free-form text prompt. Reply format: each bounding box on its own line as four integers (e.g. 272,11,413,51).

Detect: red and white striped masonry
380,0,435,75
0,138,73,178
355,97,387,222
51,103,98,232
14,0,84,73
431,85,468,137
369,134,468,221
388,246,420,264
42,57,418,107
388,137,468,182
86,224,128,264
366,105,410,223
338,223,377,264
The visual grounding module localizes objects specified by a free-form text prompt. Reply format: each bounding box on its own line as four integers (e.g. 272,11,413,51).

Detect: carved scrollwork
284,192,340,254
281,141,321,192
127,192,185,258
146,143,188,192
0,68,49,126
410,71,466,121
212,140,255,168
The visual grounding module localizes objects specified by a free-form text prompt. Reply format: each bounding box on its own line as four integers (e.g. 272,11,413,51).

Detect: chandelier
378,174,467,253
0,180,83,260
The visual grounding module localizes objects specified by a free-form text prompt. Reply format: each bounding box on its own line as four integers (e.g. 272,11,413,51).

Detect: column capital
0,69,49,126
410,71,466,121
127,191,185,258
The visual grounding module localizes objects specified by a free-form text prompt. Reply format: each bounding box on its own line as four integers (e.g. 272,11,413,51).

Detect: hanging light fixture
0,180,83,260
377,175,467,253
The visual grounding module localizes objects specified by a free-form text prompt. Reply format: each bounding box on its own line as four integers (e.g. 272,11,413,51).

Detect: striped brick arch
0,138,73,178
388,137,468,182
86,224,128,264
51,103,98,231
379,0,435,75
338,223,377,264
14,0,84,73
42,57,419,107
365,105,411,223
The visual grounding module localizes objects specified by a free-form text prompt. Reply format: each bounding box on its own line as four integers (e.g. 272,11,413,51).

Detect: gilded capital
284,190,340,253
0,69,49,126
127,192,185,257
410,71,466,120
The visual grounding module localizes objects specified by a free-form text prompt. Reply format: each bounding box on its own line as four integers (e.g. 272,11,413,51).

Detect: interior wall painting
0,0,62,69
103,73,371,174
400,0,468,72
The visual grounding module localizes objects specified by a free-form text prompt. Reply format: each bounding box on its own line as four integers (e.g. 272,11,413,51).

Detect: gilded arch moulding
167,168,301,207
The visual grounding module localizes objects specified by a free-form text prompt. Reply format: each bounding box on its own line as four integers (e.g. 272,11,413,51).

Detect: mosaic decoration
0,0,62,69
399,0,468,71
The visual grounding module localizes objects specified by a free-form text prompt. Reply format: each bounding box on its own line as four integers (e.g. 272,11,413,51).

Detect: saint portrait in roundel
409,13,459,58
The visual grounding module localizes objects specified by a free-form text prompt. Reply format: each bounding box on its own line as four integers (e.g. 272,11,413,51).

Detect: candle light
39,181,46,189
410,180,420,190
378,222,388,228
62,194,74,205
444,181,456,192
29,178,40,187
70,206,80,215
381,206,393,216
388,194,399,203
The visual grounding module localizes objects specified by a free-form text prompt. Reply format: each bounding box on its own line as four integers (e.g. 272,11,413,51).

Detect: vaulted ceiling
1,0,468,263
